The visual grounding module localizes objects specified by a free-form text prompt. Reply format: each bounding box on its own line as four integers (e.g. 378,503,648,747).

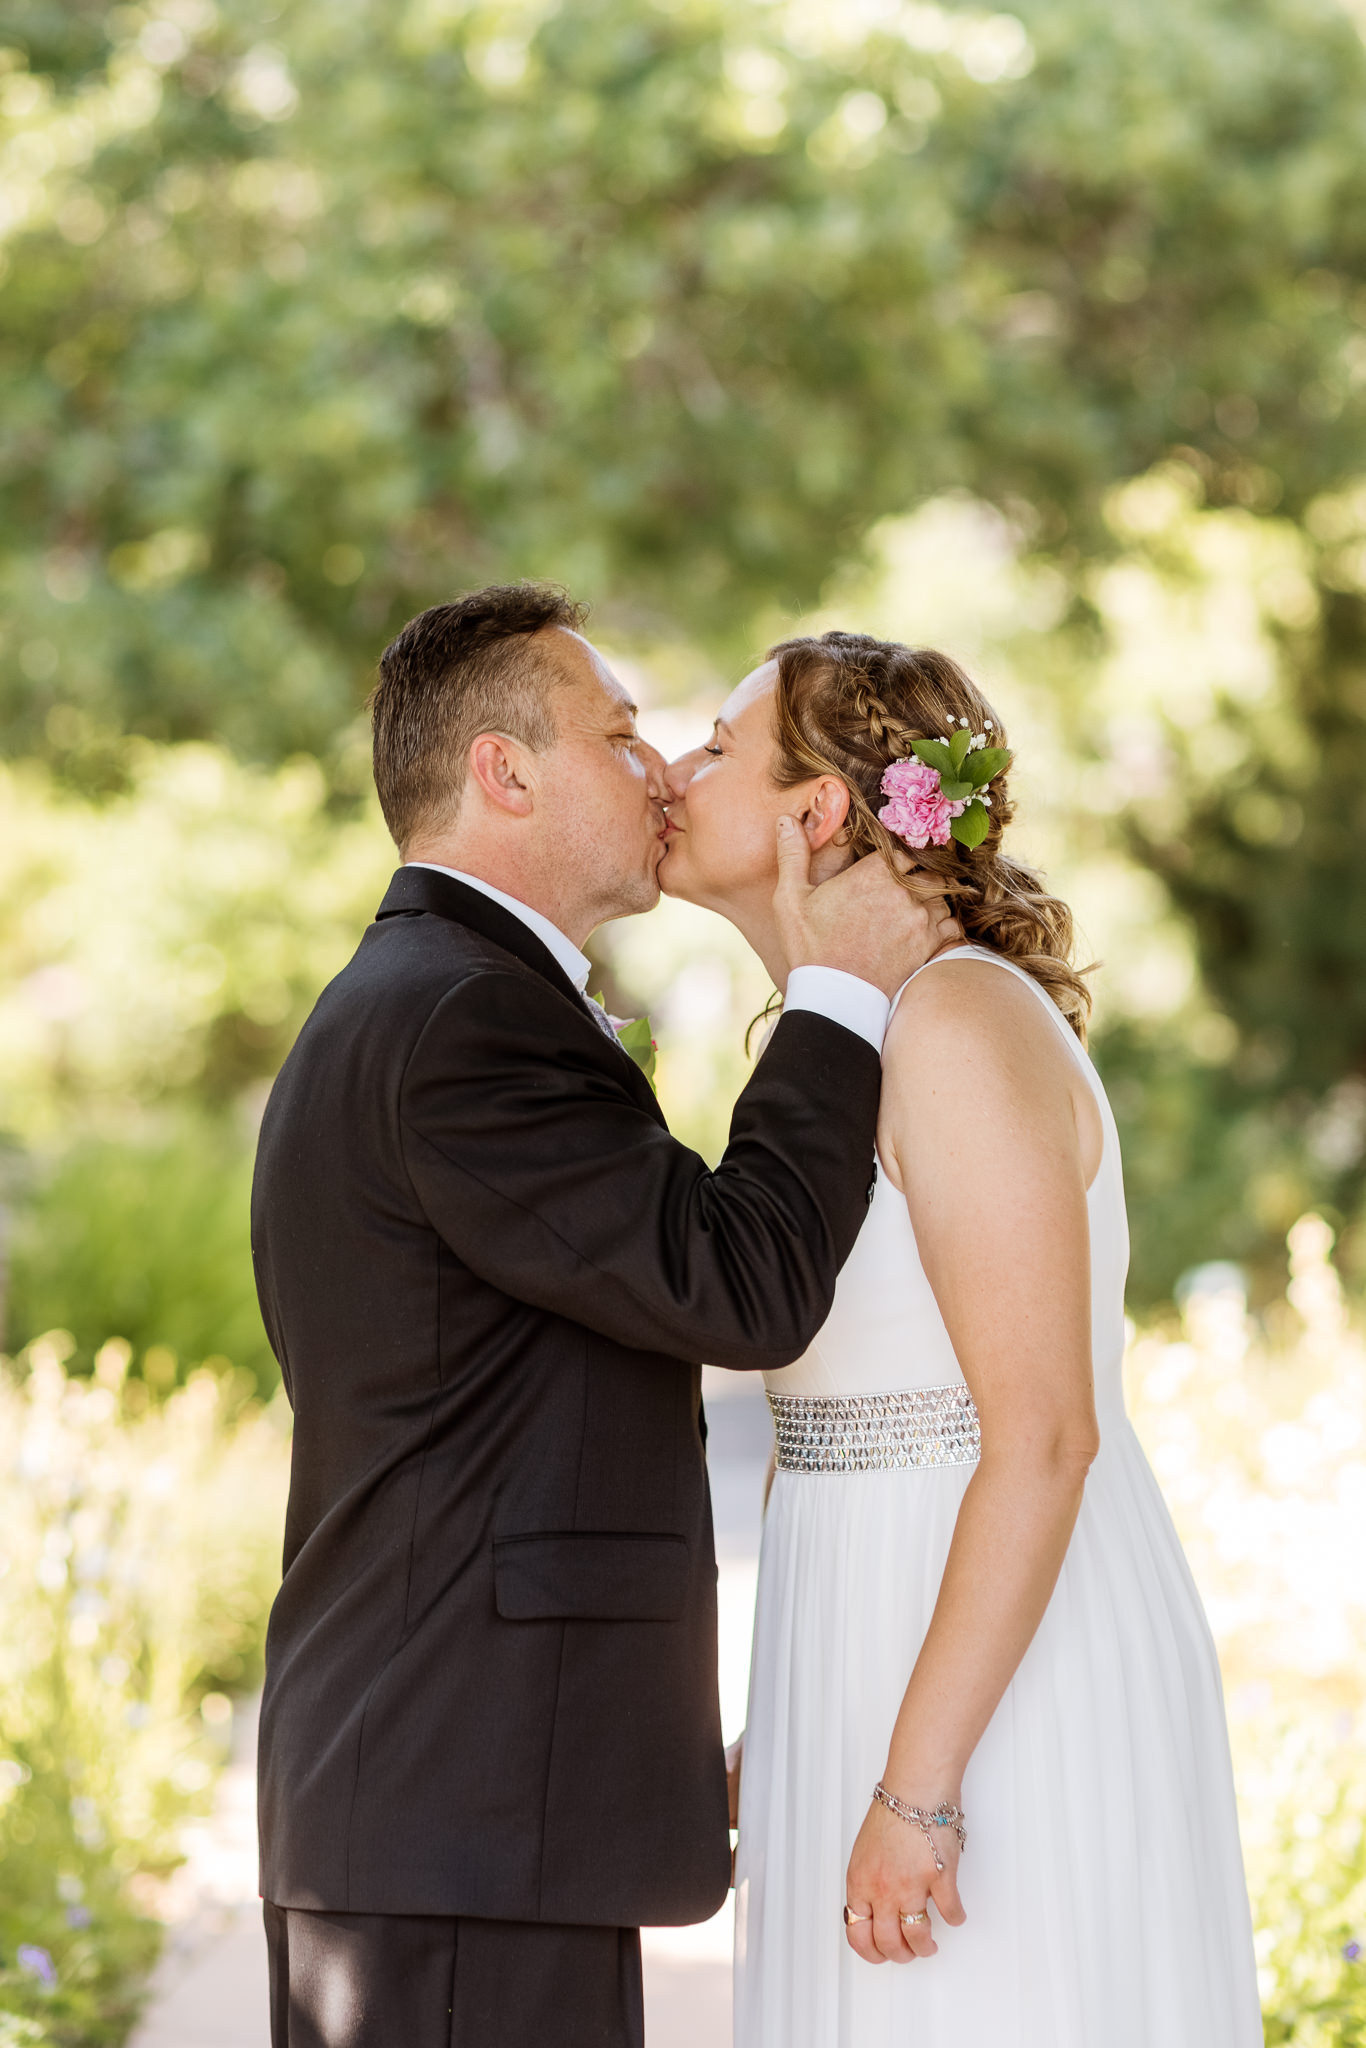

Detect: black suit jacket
251,865,881,1925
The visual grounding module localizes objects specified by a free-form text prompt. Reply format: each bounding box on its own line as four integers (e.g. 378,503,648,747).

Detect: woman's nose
663,751,697,800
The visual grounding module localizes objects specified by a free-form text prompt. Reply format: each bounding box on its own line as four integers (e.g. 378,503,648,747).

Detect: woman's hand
844,1788,966,1965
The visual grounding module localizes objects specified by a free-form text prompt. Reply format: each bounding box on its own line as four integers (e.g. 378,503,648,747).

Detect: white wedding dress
734,947,1262,2048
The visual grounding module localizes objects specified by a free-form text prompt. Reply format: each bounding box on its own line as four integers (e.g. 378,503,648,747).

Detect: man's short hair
371,583,589,852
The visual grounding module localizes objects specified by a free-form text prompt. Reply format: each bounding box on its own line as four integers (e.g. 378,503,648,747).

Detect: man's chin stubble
605,868,663,921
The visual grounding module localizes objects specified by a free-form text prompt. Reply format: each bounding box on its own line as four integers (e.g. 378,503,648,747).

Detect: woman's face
660,661,849,912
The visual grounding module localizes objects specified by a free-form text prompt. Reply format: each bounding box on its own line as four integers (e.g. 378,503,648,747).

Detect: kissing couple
252,584,1261,2047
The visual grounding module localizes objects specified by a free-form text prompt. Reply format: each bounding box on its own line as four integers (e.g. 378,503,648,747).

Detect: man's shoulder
363,905,535,980
288,912,556,1060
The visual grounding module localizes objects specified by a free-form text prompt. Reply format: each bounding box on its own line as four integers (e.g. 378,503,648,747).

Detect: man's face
530,628,669,925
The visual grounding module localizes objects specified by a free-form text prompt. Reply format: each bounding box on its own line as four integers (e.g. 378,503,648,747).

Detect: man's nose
639,740,668,800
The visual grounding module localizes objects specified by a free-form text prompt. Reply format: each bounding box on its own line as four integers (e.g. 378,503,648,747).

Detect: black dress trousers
264,1903,644,2048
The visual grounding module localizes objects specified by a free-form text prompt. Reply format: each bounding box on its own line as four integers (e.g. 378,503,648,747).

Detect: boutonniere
589,995,658,1092
614,1015,658,1089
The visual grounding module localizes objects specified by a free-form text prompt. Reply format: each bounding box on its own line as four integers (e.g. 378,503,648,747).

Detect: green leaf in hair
910,738,954,776
950,801,991,849
967,747,1011,786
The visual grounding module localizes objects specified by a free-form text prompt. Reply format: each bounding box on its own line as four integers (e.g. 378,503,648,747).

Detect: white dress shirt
408,864,594,991
405,864,890,1052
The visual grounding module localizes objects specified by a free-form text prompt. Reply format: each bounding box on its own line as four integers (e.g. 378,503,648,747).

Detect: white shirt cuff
784,967,890,1054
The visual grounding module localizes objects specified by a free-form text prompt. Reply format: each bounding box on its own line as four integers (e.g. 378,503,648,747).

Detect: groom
251,583,951,2047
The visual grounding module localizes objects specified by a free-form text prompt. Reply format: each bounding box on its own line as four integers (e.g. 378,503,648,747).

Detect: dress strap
888,972,920,1017
903,946,1098,1084
902,946,1111,1196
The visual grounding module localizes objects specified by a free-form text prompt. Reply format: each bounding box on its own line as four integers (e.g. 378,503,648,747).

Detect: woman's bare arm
844,958,1102,1968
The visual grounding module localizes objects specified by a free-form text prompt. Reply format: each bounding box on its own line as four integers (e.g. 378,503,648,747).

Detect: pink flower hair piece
877,720,1011,852
877,757,967,849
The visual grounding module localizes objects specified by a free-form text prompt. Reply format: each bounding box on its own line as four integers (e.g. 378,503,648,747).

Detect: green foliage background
3,7,1366,2036
1,0,1365,1330
0,1343,290,2042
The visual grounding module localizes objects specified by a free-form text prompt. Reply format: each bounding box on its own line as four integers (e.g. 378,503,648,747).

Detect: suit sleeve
398,970,882,1370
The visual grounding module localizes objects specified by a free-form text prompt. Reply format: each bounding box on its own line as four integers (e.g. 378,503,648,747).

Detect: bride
659,630,1262,2047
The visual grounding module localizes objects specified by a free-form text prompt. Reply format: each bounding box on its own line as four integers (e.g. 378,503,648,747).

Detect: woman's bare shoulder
880,951,1099,1187
886,952,1067,1077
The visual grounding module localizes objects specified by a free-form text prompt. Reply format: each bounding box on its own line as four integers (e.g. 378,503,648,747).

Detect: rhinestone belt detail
768,1384,981,1474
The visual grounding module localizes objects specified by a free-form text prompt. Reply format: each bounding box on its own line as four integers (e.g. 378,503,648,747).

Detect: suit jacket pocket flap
493,1532,689,1622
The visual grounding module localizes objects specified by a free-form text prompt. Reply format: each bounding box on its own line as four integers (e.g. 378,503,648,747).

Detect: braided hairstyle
769,630,1093,1038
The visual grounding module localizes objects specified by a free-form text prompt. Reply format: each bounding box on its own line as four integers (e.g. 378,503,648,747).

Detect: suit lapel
377,866,582,1001
375,867,666,1125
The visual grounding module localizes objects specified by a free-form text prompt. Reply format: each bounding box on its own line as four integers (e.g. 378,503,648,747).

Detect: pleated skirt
733,1419,1262,2048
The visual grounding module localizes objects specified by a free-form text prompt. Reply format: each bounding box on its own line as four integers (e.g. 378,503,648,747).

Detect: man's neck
404,839,596,948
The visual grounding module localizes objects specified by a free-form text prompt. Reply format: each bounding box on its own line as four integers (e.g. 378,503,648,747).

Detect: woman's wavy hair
767,630,1093,1038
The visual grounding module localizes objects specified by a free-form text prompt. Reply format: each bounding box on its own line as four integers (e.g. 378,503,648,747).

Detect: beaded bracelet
872,1782,968,1872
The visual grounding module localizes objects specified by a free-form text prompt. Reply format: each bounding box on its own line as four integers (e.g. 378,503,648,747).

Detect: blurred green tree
3,0,1363,758
4,1119,274,1383
0,745,390,1376
3,0,1366,1297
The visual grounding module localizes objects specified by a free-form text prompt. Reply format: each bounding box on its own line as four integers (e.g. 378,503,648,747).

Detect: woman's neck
707,844,857,996
694,888,789,994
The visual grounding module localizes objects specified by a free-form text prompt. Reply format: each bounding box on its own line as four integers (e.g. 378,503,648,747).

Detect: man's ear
801,775,852,852
467,733,535,817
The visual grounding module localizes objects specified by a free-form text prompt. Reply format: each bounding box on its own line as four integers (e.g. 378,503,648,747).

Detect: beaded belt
768,1384,981,1474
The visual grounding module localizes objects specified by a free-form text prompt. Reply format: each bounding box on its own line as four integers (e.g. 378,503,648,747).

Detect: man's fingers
773,814,812,899
776,833,961,991
845,846,921,888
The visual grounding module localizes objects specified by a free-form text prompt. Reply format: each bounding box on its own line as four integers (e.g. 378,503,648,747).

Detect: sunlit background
3,0,1366,2038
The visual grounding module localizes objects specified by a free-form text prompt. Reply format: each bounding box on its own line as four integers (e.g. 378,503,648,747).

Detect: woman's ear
801,776,852,853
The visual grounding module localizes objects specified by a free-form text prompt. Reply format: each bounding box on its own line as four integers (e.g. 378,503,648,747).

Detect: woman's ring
843,1906,870,1926
900,1909,929,1926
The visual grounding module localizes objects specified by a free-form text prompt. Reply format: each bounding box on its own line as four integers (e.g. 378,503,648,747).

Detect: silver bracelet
872,1782,967,1872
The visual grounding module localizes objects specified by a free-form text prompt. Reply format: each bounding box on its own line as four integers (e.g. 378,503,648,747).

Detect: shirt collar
404,864,592,994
